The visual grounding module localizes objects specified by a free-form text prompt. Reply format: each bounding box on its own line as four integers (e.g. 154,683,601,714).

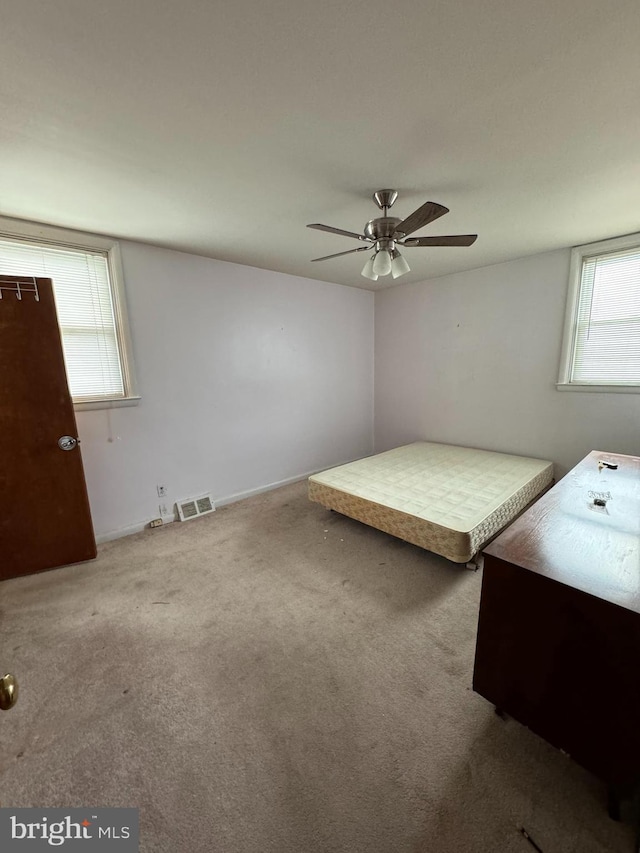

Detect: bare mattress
308,442,554,563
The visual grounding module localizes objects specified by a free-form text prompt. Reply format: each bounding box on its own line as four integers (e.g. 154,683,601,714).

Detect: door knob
0,673,18,710
58,435,78,451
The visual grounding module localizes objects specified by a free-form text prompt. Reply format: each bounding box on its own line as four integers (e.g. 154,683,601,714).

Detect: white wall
76,242,374,540
375,249,640,477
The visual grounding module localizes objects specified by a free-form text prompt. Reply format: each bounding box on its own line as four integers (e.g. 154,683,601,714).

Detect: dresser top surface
484,450,640,615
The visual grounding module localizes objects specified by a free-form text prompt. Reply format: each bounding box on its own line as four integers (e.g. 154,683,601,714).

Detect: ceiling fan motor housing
364,217,404,240
364,217,405,252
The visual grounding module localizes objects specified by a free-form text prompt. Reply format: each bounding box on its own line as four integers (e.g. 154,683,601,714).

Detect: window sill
74,396,141,412
556,383,640,395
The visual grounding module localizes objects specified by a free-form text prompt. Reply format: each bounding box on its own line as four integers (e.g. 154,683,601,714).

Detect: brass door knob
0,673,18,710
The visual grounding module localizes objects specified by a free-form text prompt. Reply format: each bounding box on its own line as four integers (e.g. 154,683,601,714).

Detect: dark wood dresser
473,450,640,794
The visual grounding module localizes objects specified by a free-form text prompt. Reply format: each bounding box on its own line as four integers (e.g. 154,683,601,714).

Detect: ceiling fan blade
307,223,367,242
393,201,449,238
403,234,478,247
311,246,372,262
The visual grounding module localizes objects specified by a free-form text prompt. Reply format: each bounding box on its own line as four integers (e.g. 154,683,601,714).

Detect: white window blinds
571,246,640,384
0,237,125,401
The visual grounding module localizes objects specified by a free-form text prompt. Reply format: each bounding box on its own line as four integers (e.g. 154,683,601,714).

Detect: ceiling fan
308,190,477,281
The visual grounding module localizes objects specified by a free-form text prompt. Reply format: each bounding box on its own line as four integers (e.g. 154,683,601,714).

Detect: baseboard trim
94,458,359,545
214,468,315,509
96,515,176,544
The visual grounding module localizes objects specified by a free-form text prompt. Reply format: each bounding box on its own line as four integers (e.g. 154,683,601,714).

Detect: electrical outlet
160,503,168,516
156,485,167,497
150,518,163,528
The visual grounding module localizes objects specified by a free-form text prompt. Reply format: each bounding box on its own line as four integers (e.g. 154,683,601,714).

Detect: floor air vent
177,494,215,522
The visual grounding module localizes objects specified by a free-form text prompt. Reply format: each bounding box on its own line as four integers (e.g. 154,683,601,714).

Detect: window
0,219,138,409
558,232,640,392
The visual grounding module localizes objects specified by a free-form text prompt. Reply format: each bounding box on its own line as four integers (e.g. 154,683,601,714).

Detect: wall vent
177,494,215,522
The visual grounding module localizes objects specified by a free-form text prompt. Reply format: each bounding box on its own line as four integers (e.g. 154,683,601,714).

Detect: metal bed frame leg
465,553,484,572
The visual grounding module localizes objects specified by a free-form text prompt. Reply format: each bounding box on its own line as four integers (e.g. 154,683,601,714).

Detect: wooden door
0,275,96,580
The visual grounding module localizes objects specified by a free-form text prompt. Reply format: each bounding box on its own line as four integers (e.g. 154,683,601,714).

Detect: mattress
308,442,554,563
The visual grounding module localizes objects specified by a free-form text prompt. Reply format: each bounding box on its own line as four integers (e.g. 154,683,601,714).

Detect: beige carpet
0,481,634,852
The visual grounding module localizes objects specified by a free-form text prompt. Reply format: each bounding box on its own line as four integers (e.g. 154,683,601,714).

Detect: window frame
0,216,140,411
557,231,640,394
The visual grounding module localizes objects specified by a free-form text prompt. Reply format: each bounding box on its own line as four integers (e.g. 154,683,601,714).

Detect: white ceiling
2,0,640,291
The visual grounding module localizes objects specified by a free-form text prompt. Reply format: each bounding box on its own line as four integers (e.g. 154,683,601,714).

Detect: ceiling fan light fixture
372,249,392,277
361,255,378,281
391,250,411,279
